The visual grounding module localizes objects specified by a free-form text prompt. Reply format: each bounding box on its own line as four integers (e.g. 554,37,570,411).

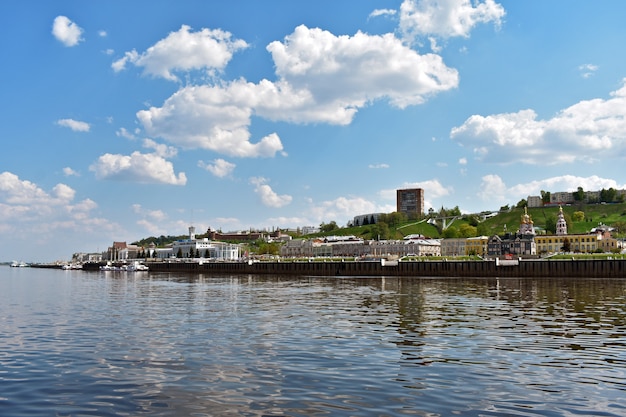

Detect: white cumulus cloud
137,83,285,157
52,16,84,47
0,171,103,239
136,25,458,157
250,177,292,208
400,0,505,41
89,152,187,185
451,79,626,165
198,159,236,178
266,25,459,112
480,174,626,208
112,24,248,81
57,118,90,132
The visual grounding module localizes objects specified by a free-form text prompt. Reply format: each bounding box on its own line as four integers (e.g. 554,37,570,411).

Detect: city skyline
2,1,626,262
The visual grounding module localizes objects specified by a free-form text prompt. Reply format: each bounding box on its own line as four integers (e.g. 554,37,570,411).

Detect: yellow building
535,234,598,254
465,236,489,256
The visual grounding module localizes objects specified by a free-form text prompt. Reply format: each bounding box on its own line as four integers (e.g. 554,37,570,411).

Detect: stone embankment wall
140,259,626,278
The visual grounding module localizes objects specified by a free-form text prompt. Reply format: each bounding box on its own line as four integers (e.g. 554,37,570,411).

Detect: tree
562,237,571,253
572,211,585,222
540,190,551,204
612,221,626,237
574,186,585,201
370,222,390,240
320,221,339,233
176,248,183,258
459,224,478,238
600,187,617,202
516,199,527,208
544,216,556,234
442,226,459,238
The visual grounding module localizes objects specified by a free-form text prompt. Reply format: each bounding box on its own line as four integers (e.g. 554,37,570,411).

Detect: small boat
100,261,148,272
10,261,28,267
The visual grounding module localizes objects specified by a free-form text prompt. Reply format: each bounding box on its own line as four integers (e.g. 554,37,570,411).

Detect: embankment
113,259,626,278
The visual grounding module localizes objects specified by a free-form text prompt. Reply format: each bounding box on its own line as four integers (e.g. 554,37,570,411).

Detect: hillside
132,203,626,249
309,202,626,240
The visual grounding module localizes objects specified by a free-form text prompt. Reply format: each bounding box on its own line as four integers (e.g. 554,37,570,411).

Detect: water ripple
1,270,626,416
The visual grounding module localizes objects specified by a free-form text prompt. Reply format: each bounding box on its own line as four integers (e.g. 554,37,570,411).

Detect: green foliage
319,221,339,233
459,224,478,238
572,211,585,222
442,226,458,238
574,187,584,201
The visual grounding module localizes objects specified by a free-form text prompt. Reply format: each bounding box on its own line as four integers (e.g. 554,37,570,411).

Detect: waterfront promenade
113,258,626,278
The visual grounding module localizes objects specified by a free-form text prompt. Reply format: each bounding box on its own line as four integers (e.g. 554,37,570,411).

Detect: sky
2,0,626,262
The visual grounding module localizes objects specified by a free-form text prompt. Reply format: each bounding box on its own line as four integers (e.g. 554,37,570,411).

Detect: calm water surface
1,267,625,416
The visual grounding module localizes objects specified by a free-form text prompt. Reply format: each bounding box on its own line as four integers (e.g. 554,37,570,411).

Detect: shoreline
69,258,626,278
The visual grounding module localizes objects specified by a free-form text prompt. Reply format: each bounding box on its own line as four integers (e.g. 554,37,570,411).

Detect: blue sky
2,0,626,262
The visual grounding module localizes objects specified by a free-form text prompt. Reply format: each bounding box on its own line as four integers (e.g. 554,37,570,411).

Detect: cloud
579,63,599,78
250,177,292,208
369,9,397,19
112,24,248,81
0,171,109,240
198,158,236,178
368,163,390,169
137,84,285,157
142,138,178,158
451,79,626,164
308,196,380,224
478,174,626,207
136,25,458,157
89,152,187,185
57,118,90,132
116,127,137,140
63,167,79,177
52,16,84,47
266,25,459,112
399,0,505,40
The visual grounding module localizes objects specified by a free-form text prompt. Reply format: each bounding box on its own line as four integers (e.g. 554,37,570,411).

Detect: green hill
307,202,626,240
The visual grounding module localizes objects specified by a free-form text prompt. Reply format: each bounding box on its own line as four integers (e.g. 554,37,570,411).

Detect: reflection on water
1,267,625,416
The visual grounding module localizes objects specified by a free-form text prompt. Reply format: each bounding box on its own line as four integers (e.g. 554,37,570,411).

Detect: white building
154,226,241,260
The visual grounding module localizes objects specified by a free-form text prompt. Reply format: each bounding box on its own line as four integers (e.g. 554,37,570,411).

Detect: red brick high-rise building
396,188,424,219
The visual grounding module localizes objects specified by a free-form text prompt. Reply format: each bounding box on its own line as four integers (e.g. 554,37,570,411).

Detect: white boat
100,261,148,272
10,261,28,267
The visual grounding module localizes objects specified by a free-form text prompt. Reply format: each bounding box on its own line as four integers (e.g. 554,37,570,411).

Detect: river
1,266,625,416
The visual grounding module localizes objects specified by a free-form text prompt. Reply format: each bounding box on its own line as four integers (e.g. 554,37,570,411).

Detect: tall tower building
556,206,567,235
396,188,424,219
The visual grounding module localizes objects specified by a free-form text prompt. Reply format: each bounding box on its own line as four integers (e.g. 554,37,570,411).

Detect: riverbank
76,258,626,278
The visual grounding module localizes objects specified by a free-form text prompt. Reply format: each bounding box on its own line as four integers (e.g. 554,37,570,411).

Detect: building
534,234,598,254
396,188,424,219
152,226,241,260
353,213,384,226
440,238,466,257
555,206,567,235
519,207,536,235
465,236,489,256
527,195,542,208
279,235,441,258
487,233,536,257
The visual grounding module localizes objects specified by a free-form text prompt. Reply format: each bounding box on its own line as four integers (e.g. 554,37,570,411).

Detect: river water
1,267,625,417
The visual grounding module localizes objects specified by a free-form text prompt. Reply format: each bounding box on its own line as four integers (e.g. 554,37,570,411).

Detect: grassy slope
311,203,626,240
